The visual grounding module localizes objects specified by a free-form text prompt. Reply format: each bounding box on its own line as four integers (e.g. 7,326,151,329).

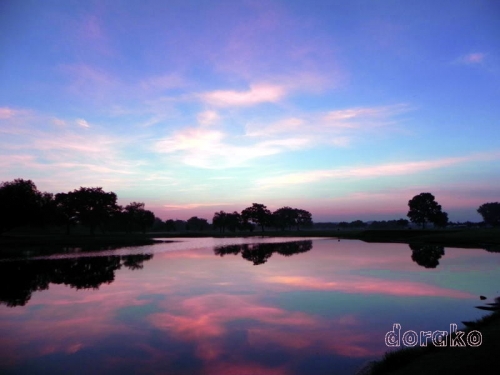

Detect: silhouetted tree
212,211,228,233
433,211,449,228
349,219,366,228
409,243,445,268
151,217,166,232
54,192,79,234
272,206,297,230
295,209,313,230
124,202,155,233
174,219,187,231
165,219,177,231
0,179,46,233
477,202,500,226
57,187,120,235
407,193,447,229
396,218,409,227
187,216,208,231
337,221,349,228
226,211,243,232
242,203,272,232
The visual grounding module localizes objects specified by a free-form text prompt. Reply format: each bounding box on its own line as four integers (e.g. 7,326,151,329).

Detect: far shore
0,228,499,250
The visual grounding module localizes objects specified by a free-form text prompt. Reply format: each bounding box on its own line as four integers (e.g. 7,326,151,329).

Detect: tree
0,179,45,233
272,207,297,231
226,211,242,232
295,209,313,230
433,211,449,228
407,193,447,229
212,211,228,233
57,187,120,235
242,203,272,232
187,216,208,231
165,219,177,232
477,202,500,226
396,218,409,228
349,220,366,228
124,202,155,233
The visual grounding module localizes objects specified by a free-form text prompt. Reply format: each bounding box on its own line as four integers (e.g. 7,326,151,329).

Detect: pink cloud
149,294,316,360
197,110,220,126
76,118,90,128
458,52,486,64
153,125,308,169
200,84,285,107
257,152,500,187
163,202,231,210
264,275,472,298
0,107,19,119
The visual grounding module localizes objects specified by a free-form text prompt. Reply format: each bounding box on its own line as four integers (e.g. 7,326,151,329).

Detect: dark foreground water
1,238,499,375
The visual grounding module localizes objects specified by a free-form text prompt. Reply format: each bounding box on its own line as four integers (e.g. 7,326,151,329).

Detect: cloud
245,103,411,151
0,107,20,119
0,108,150,192
200,84,285,107
455,52,486,65
197,110,220,126
322,104,409,124
52,118,67,127
163,203,230,210
264,275,472,298
257,152,500,188
153,125,309,169
76,118,90,128
151,103,409,169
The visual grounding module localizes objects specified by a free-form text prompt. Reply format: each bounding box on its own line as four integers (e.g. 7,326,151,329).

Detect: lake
1,237,499,375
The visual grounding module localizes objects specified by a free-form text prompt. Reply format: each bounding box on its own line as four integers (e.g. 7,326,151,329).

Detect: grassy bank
1,228,499,249
367,307,500,375
336,228,500,250
0,233,164,247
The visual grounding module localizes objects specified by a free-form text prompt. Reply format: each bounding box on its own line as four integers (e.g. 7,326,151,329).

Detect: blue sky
1,0,499,221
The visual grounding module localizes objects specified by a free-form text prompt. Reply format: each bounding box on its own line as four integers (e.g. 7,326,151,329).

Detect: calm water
1,238,499,375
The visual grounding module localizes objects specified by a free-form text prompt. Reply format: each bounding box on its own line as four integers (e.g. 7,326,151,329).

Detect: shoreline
2,228,498,250
366,306,500,375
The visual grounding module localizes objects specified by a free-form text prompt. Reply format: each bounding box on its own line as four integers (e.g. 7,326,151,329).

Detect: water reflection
214,240,312,265
1,239,499,375
0,254,153,307
409,243,445,268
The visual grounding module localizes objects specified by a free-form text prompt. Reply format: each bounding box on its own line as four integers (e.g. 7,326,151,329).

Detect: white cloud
244,103,410,149
76,118,90,128
153,125,309,169
200,84,285,107
52,118,67,127
197,110,220,126
256,153,500,188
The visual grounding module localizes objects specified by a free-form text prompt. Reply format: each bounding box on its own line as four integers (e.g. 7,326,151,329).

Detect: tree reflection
409,243,445,268
214,240,313,265
0,253,153,307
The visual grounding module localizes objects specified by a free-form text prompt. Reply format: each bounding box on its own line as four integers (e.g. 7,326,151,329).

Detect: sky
1,0,499,222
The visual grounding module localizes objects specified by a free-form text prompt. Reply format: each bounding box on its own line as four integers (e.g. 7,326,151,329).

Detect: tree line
0,179,156,235
1,179,498,234
406,192,500,228
0,179,313,235
212,203,313,233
